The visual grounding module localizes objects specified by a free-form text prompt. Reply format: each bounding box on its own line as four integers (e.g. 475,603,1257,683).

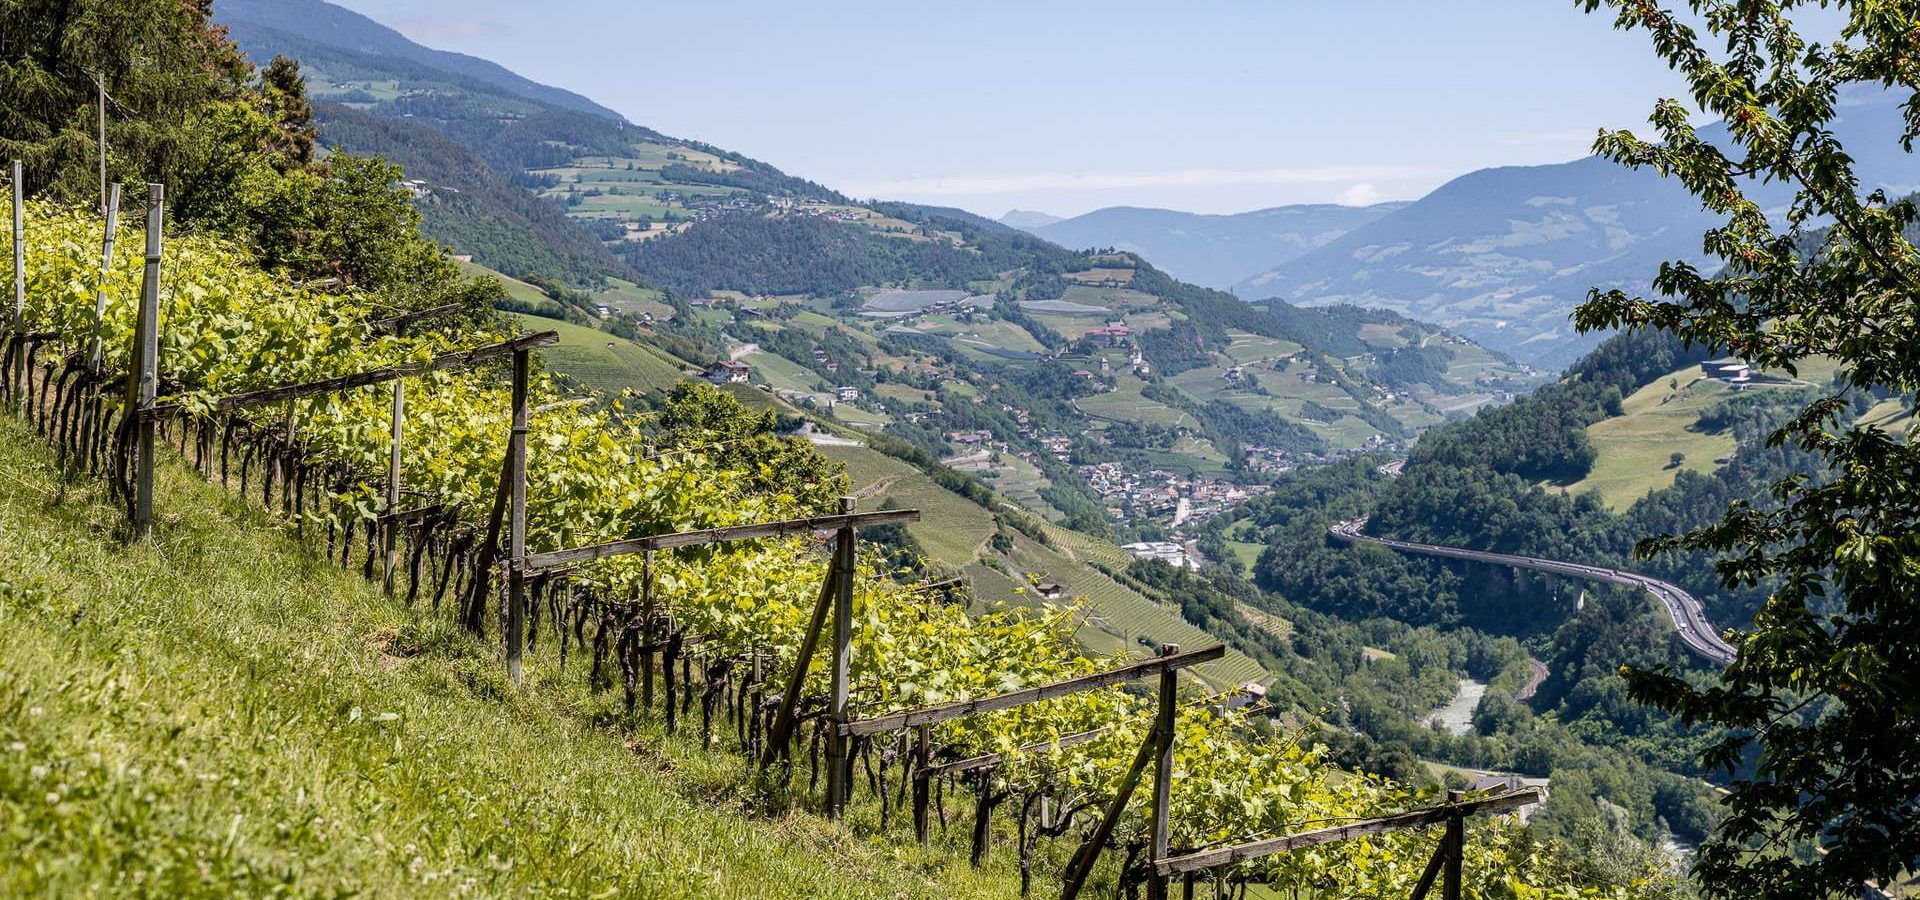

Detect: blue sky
335,0,1715,218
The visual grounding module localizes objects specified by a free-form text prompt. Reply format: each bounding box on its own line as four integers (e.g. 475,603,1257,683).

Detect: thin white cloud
1336,182,1385,206
839,165,1446,198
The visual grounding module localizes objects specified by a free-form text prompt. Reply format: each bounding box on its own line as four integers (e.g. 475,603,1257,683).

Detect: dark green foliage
627,214,994,297
1570,5,1920,895
313,104,648,287
1370,344,1455,392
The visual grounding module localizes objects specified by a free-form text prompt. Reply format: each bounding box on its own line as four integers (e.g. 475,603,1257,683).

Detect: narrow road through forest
1329,518,1736,664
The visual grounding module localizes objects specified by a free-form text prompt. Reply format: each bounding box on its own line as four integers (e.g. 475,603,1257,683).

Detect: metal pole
97,77,107,213
1147,644,1180,900
91,183,121,374
10,160,23,405
383,375,405,594
505,348,530,681
825,495,857,818
132,183,163,539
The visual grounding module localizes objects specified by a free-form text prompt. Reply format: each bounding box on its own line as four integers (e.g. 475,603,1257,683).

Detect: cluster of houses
1239,433,1399,475
1079,463,1269,526
769,197,867,224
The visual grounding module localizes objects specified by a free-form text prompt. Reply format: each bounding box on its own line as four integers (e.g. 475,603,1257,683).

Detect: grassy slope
0,418,1019,898
1570,373,1740,509
506,312,692,398
1568,357,1843,510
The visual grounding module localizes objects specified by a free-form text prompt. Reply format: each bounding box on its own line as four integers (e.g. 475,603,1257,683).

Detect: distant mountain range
998,95,1914,369
1231,92,1917,368
1004,203,1406,291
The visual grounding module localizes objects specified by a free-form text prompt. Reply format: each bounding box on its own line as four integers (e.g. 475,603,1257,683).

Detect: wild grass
0,416,1032,898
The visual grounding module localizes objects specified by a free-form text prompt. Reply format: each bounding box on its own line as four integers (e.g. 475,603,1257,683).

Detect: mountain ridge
217,0,626,121
1231,91,1917,368
1019,202,1408,290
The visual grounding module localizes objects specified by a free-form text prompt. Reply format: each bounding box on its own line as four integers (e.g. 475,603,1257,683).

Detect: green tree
1574,2,1920,897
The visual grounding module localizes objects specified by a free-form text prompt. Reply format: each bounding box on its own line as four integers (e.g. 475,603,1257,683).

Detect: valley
131,2,1916,896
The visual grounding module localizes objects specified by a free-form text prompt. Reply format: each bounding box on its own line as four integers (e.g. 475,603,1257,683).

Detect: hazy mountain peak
999,209,1066,229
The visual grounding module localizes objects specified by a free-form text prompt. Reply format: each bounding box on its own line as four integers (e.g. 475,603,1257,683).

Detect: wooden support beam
825,496,856,819
368,302,462,334
10,160,26,408
383,374,405,595
129,183,163,538
913,722,932,845
759,555,839,769
1146,645,1180,900
1153,789,1540,877
142,331,558,418
1443,790,1464,900
1059,712,1161,900
843,644,1225,737
921,725,1113,779
520,508,919,573
505,348,530,682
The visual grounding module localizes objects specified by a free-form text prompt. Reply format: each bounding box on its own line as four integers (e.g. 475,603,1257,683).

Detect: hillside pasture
1568,371,1741,509
1076,377,1194,428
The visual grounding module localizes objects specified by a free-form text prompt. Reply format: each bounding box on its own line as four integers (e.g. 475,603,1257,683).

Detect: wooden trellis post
761,542,842,770
1146,644,1180,900
90,182,121,374
505,347,531,682
826,495,856,818
383,368,405,595
129,183,163,539
913,722,933,844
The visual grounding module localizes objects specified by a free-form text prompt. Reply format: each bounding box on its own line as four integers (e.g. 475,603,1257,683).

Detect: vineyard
0,185,1644,899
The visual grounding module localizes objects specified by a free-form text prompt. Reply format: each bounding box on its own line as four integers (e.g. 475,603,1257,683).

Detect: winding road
1329,518,1736,664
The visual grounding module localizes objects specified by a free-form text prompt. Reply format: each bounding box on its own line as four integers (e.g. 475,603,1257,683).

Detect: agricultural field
1570,358,1849,510
590,277,672,318
526,141,760,238
1221,331,1305,365
742,347,826,394
1076,376,1194,428
1166,360,1385,449
1568,369,1746,509
1357,322,1414,348
814,445,995,567
506,313,693,397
